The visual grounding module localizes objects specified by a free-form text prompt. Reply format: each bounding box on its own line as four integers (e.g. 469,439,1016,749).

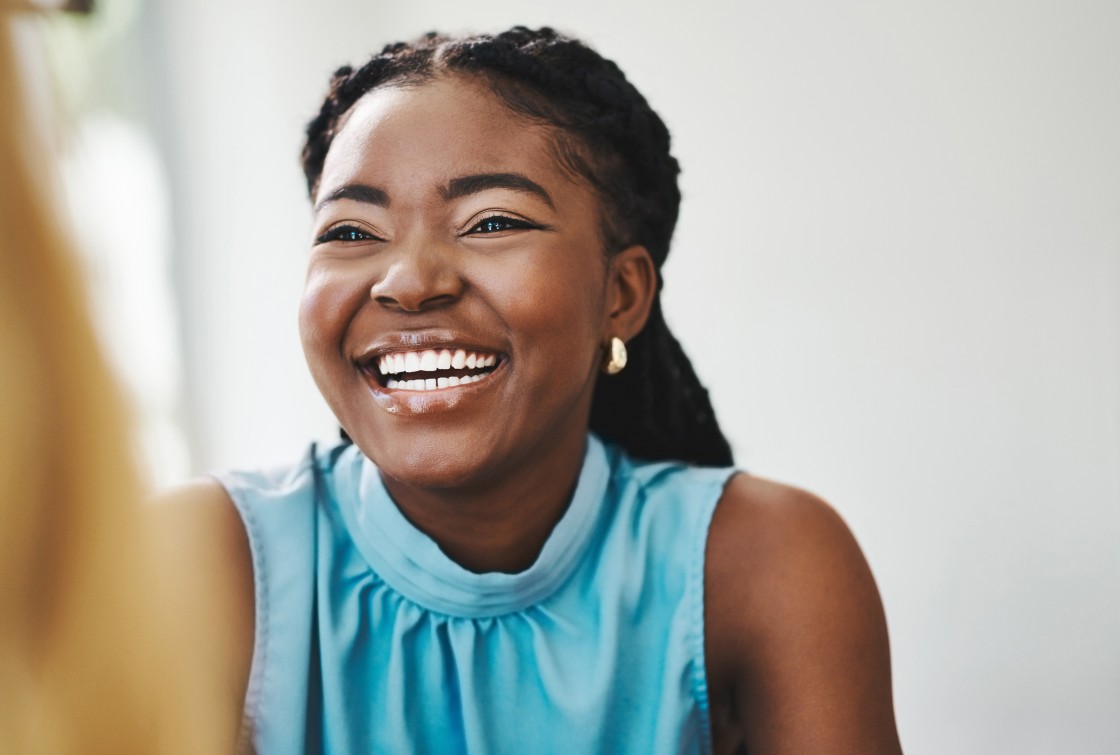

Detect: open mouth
366,348,503,391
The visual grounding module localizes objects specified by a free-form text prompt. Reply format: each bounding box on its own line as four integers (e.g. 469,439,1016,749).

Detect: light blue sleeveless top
216,434,736,754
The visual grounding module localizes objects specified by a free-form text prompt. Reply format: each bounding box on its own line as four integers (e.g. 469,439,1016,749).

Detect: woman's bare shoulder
705,473,902,754
153,477,240,521
151,478,253,606
149,479,255,725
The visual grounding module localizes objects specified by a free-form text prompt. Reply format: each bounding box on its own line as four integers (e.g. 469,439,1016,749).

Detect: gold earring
604,336,628,375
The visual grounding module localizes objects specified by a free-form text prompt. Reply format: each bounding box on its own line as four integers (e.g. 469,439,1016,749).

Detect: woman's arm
705,475,902,754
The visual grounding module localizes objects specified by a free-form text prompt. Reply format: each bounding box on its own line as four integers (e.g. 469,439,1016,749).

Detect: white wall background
144,1,1119,752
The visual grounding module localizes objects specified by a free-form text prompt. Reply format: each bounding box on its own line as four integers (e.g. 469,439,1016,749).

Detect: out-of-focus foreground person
0,5,228,753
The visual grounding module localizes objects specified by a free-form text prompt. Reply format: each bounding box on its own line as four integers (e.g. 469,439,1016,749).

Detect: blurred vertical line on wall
128,0,204,479
143,0,226,474
19,0,193,486
140,0,363,473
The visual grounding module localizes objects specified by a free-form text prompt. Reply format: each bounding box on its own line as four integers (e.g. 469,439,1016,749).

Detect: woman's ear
605,245,657,340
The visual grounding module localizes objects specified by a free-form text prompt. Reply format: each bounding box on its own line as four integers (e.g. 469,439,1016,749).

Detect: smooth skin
161,76,902,753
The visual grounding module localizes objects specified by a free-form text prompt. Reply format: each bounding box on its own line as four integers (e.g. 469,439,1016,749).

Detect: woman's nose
368,243,464,312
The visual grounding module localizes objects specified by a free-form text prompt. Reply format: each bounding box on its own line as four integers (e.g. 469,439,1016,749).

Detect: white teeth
385,370,498,391
374,347,501,384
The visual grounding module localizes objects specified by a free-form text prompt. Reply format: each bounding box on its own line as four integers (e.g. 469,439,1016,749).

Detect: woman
171,26,902,753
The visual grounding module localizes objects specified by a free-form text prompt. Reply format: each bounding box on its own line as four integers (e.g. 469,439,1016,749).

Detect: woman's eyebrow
442,173,554,208
314,183,390,213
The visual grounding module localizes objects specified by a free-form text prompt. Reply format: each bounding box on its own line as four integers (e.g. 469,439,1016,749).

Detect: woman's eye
466,215,536,235
315,225,378,244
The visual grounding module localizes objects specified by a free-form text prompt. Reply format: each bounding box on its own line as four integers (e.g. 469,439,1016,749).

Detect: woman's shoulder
213,442,346,500
705,474,872,665
148,478,255,745
704,474,902,753
151,477,250,593
607,443,737,500
707,473,864,576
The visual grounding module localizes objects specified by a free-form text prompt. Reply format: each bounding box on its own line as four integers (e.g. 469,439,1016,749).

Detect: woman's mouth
368,348,502,391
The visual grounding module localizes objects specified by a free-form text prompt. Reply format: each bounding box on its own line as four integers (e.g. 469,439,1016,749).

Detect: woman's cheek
487,250,603,334
299,265,358,356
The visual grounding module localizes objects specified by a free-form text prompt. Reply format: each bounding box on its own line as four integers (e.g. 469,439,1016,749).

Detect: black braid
303,26,733,467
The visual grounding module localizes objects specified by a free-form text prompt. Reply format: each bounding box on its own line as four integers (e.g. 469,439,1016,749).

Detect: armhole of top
209,470,269,754
688,467,741,755
207,443,322,755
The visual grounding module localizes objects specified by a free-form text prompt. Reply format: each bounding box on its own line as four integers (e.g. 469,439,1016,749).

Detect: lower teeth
386,373,486,391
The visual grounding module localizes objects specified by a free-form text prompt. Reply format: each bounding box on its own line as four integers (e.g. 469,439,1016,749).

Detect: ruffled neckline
332,436,610,618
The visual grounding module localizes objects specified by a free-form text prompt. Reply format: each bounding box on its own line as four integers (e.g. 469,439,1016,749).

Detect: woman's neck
379,433,588,574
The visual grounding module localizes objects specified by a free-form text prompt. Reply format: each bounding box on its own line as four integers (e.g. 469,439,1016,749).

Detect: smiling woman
302,75,633,510
163,26,902,754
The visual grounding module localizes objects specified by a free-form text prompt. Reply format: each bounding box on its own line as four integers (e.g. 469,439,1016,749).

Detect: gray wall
150,1,1120,752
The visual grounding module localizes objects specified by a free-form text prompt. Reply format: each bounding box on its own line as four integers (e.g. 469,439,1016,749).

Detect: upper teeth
377,349,497,376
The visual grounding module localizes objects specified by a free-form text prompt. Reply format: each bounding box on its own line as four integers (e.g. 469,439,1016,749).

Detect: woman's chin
354,434,511,493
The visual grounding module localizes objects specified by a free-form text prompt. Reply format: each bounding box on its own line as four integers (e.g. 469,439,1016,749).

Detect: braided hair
301,27,734,467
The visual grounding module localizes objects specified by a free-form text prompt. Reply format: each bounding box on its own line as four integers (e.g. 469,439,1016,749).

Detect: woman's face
300,76,614,489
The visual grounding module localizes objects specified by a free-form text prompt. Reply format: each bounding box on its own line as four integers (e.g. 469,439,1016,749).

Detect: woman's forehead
319,77,572,196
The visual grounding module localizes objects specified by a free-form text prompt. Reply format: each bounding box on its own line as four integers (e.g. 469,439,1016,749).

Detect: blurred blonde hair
0,14,221,754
